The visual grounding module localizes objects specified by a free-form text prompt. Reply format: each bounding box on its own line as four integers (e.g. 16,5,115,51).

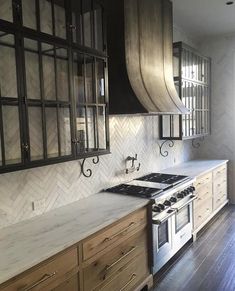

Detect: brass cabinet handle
105,246,136,272
103,222,135,243
119,274,137,291
19,272,57,291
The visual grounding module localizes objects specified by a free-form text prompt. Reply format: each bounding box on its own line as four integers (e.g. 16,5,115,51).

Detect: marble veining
0,193,149,285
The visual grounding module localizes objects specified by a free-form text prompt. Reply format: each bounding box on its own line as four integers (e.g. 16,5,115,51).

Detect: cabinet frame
0,0,110,174
160,41,211,141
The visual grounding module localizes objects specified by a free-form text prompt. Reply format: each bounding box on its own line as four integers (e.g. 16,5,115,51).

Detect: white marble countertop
161,159,228,178
0,193,149,285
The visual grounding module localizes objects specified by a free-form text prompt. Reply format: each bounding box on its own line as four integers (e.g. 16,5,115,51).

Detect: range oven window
158,221,169,248
176,205,190,233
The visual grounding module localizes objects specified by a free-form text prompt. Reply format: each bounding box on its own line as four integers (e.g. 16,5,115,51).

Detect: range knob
153,206,161,213
170,196,177,203
190,186,196,192
158,203,165,210
177,192,184,199
184,189,190,196
164,200,171,206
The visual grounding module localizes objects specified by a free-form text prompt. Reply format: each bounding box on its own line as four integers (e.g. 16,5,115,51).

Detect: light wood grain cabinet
193,163,228,237
0,207,152,291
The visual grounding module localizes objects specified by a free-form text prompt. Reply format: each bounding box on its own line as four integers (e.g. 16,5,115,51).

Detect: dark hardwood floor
153,205,235,291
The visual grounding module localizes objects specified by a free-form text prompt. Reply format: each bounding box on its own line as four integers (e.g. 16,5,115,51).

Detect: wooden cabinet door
52,275,79,291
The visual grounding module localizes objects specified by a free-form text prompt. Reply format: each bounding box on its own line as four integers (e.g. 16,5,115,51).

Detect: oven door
152,209,176,273
172,196,196,252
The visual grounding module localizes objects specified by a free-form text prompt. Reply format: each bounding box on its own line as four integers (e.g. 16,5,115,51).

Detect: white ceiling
172,0,235,40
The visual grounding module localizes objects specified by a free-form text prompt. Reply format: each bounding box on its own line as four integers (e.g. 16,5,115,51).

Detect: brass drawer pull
19,272,57,291
105,246,136,272
119,274,137,291
103,222,136,243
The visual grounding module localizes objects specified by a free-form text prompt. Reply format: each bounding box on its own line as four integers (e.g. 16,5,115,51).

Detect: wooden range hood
106,0,189,115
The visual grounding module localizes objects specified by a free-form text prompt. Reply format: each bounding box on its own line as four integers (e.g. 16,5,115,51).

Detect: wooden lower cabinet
193,163,228,236
0,207,152,291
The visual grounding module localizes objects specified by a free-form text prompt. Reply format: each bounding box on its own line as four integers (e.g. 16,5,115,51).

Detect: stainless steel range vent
107,0,189,115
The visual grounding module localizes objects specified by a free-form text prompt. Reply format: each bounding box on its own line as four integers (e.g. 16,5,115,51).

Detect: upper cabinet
0,0,109,173
160,42,211,140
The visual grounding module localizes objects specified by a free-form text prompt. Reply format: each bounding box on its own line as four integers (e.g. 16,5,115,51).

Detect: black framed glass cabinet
160,42,211,140
0,0,109,173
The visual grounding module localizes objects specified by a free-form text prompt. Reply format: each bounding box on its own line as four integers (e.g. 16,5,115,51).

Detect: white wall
196,34,235,203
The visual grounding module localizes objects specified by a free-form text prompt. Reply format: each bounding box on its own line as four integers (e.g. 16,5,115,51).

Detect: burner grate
137,173,188,185
106,184,161,198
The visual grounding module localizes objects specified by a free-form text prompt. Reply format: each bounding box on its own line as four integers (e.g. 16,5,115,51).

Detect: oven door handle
152,210,177,225
172,195,197,212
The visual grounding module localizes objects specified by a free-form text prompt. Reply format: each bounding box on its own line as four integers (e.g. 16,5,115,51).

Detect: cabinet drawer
83,228,147,291
194,172,212,189
194,197,212,230
213,164,227,180
2,248,78,291
195,183,212,202
82,208,147,261
93,252,148,291
213,177,227,196
51,275,79,291
214,193,227,210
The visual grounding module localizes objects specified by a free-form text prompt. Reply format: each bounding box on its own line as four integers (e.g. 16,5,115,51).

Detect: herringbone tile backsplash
0,115,196,229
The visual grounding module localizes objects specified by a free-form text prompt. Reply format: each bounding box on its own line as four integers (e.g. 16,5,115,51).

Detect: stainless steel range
106,173,196,274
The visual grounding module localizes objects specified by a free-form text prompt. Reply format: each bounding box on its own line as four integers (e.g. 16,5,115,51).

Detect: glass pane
73,53,85,104
24,39,41,100
0,0,13,22
54,0,66,39
42,43,56,100
0,33,17,98
76,107,87,152
57,48,69,101
83,0,92,47
162,115,171,138
85,56,95,103
98,106,106,149
71,0,83,44
59,107,71,155
176,205,190,233
87,107,96,149
173,115,180,138
40,0,53,35
2,105,21,165
22,0,37,30
158,221,169,248
94,1,103,51
28,107,44,161
96,59,105,103
45,107,58,158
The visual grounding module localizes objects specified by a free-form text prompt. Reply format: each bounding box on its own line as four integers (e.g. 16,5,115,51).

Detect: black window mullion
94,58,99,149
51,0,56,37
38,41,47,159
53,46,61,157
0,99,6,166
83,56,90,150
91,0,95,49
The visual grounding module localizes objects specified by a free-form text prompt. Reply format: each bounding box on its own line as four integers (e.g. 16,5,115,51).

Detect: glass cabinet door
0,31,23,167
23,38,72,162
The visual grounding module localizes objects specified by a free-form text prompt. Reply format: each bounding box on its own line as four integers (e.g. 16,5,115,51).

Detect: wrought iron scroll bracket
192,136,205,149
81,156,100,178
159,140,175,157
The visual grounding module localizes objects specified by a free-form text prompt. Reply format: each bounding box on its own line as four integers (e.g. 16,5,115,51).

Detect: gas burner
106,184,162,198
136,173,189,186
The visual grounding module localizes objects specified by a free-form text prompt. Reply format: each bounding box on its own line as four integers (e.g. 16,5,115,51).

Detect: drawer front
83,228,147,291
94,252,148,291
213,177,227,197
2,248,78,291
194,172,212,189
52,275,79,291
195,183,212,205
82,208,147,261
213,164,227,180
214,193,227,210
194,197,212,230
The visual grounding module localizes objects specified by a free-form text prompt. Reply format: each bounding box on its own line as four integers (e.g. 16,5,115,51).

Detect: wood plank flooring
153,205,235,291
